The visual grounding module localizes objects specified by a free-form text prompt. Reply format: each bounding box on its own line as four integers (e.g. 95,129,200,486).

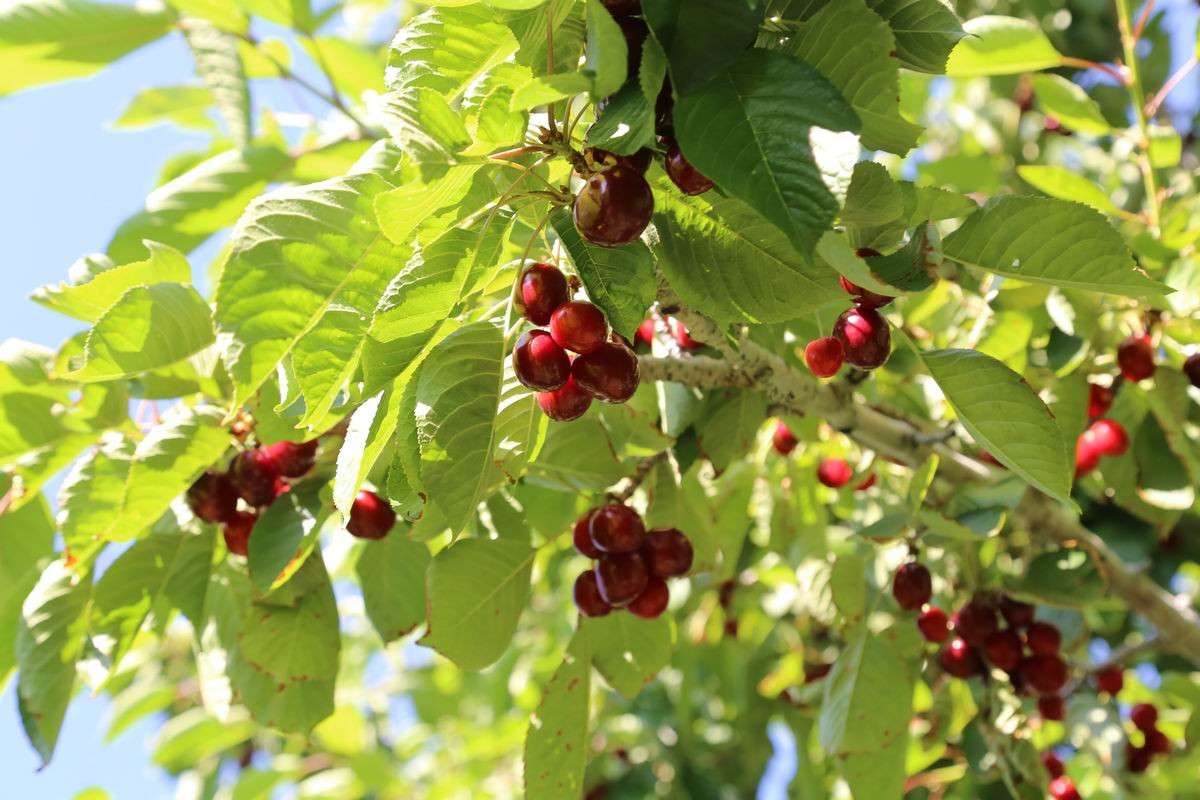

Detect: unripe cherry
668,318,702,350
634,318,656,348
513,329,570,391
804,336,844,378
1074,430,1102,478
515,262,569,326
832,306,890,369
891,562,932,611
574,570,613,617
347,490,396,540
628,577,670,618
1088,418,1129,457
589,503,646,554
817,458,853,488
594,552,649,607
550,301,609,354
1041,751,1065,779
641,528,693,577
1126,742,1152,773
537,376,593,422
917,606,951,643
1117,333,1155,381
1145,728,1171,755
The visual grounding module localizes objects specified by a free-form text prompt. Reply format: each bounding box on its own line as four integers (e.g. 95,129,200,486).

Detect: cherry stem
608,452,668,504
1060,56,1129,86
1131,0,1155,41
1145,55,1198,118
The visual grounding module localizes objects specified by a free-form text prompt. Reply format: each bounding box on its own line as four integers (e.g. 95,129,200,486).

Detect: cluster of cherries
804,272,893,378
186,439,395,555
513,262,640,420
571,502,693,619
772,422,877,491
1072,331,1155,478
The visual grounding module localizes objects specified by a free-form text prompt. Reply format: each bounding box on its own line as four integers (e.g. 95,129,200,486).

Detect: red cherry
635,318,656,348
186,471,240,523
1087,382,1115,419
855,473,876,491
573,510,602,559
892,562,932,611
1049,775,1081,800
1038,694,1066,722
1145,728,1171,755
1074,430,1103,478
347,490,396,540
537,376,593,422
804,336,845,378
260,440,319,479
998,596,1035,630
939,637,982,678
572,341,640,403
1026,621,1062,655
953,599,998,647
513,329,570,391
589,504,646,554
984,630,1024,671
550,301,609,354
917,607,951,643
1117,333,1156,382
1126,742,1152,773
837,275,894,308
662,137,713,196
515,262,569,326
572,166,654,247
229,449,281,507
628,576,670,618
222,511,256,557
1042,751,1065,779
804,663,832,683
641,528,693,577
574,570,613,617
1088,418,1129,457
1185,353,1200,388
1130,702,1158,732
772,423,798,456
594,552,649,606
832,306,890,369
1096,665,1124,695
668,318,702,350
817,458,853,488
1021,654,1069,694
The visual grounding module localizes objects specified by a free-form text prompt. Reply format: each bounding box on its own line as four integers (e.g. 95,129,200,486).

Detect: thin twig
1114,0,1163,234
1060,56,1129,86
1131,0,1156,41
609,452,668,503
1145,55,1198,118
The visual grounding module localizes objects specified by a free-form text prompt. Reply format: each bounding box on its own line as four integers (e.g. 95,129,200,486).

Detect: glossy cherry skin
817,458,853,488
628,577,669,619
572,166,654,247
594,551,649,607
261,440,319,478
1075,429,1103,477
998,596,1035,630
1117,333,1156,381
187,471,240,523
833,306,890,369
1096,665,1124,695
1087,382,1115,419
516,262,569,326
634,318,656,348
983,630,1024,671
838,275,894,308
574,570,613,617
572,341,640,403
953,599,998,647
347,490,396,540
939,638,982,678
641,528,693,577
537,376,593,422
223,511,256,557
1038,694,1066,722
589,503,646,554
512,329,570,391
655,79,675,135
804,336,844,378
1021,654,1068,694
772,423,798,456
1130,702,1158,732
1049,776,1081,800
662,138,714,196
616,14,648,77
1088,418,1129,457
230,449,281,507
1185,353,1200,388
892,562,932,611
1042,752,1065,779
917,606,951,643
573,509,602,559
550,301,609,354
1025,621,1061,655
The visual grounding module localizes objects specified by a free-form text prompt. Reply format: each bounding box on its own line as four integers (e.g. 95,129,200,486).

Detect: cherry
573,509,602,558
589,503,646,554
1117,333,1156,381
550,301,608,354
634,318,656,348
837,275,894,309
1042,751,1065,779
999,597,1035,630
572,341,640,402
1145,728,1171,755
1130,703,1158,732
1126,742,1152,773
1049,775,1081,800
642,528,693,577
1025,621,1062,655
628,576,669,618
572,166,654,247
594,552,649,606
804,663,832,683
939,637,982,678
537,376,593,421
917,606,951,643
347,490,396,540
1088,418,1129,457
668,318,702,350
1096,665,1124,695
984,630,1024,671
186,471,240,523
600,0,640,16
615,14,647,75
772,423,798,456
515,262,569,326
261,439,319,479
1074,430,1102,478
574,570,613,617
1021,654,1069,694
1038,694,1066,722
892,562,932,611
804,336,844,378
817,458,853,488
1087,382,1115,419
223,511,256,557
513,329,570,391
1185,353,1200,388
230,449,281,507
662,137,713,196
832,306,890,369
855,473,876,491
953,599,998,647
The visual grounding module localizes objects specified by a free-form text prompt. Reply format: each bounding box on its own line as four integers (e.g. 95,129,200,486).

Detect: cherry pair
804,272,893,377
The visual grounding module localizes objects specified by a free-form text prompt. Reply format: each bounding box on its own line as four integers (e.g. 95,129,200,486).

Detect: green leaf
942,197,1170,299
152,707,255,771
946,15,1062,77
247,487,331,593
642,0,764,94
299,36,384,99
551,208,656,340
57,433,135,553
695,390,769,473
183,18,253,148
786,0,922,154
862,0,964,74
526,418,625,491
422,536,535,670
674,49,860,252
112,86,216,132
830,551,868,621
508,71,593,110
388,6,518,100
1142,370,1200,486
585,82,655,155
73,284,215,382
1017,166,1120,215
841,162,905,227
582,613,673,698
233,0,311,31
524,633,592,800
1012,549,1103,605
0,0,171,96
356,536,431,642
653,190,843,325
0,493,55,690
167,0,249,34
32,242,191,324
583,0,626,98
381,87,472,158
1148,125,1182,169
1030,74,1110,136
907,454,939,514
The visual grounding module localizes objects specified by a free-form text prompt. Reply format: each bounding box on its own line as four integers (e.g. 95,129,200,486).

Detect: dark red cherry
917,606,951,643
817,458,853,488
1096,665,1124,695
1087,381,1115,419
1126,743,1152,773
641,528,693,577
939,637,982,678
187,471,240,523
223,511,256,557
662,137,713,196
628,576,669,618
1042,751,1065,779
537,376,593,422
589,503,646,554
1130,702,1158,732
1185,353,1200,388
594,551,649,606
1088,418,1129,457
655,79,674,135
1021,654,1068,694
573,509,602,559
832,306,890,369
230,449,281,507
804,336,844,378
550,301,609,354
574,570,613,617
1025,621,1061,655
260,440,319,479
998,596,1035,630
892,562,932,611
1145,728,1171,756
615,15,647,77
515,262,569,326
572,341,640,402
838,275,894,308
584,146,653,175
953,599,998,647
772,422,798,456
1038,694,1066,721
1117,333,1155,381
512,329,570,391
572,166,654,247
347,490,396,540
983,630,1024,671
